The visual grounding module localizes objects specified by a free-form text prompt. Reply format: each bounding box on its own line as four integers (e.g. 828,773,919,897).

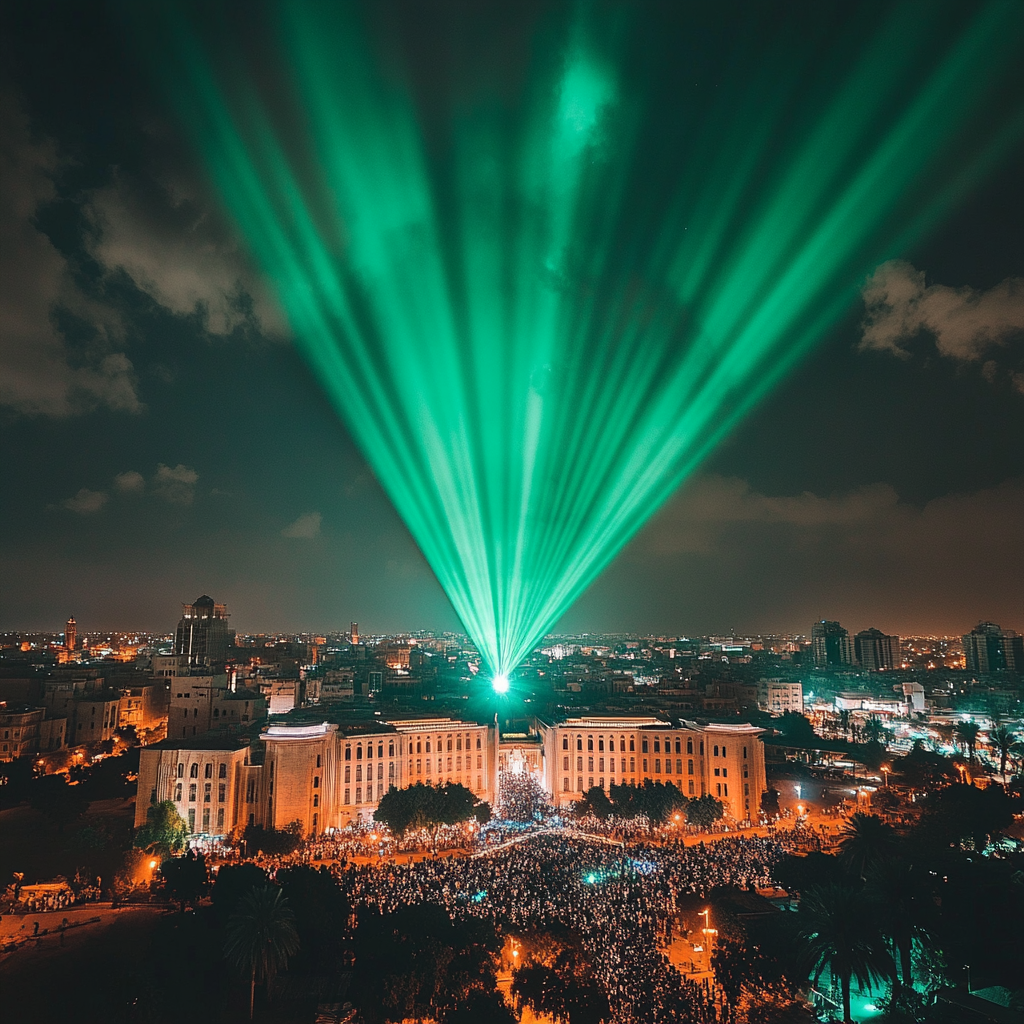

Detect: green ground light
132,2,1022,680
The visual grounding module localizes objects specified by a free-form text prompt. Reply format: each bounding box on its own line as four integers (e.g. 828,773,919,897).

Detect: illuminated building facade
811,620,854,668
540,716,767,823
137,713,767,836
854,628,900,671
174,596,234,668
962,622,1023,673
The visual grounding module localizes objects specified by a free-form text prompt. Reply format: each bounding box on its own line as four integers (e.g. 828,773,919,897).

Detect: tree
798,883,895,1024
608,780,687,827
990,725,1018,780
891,741,958,790
760,788,781,817
444,989,517,1024
351,903,503,1023
865,858,932,991
512,939,611,1024
224,884,300,1020
242,821,303,857
918,782,1013,851
686,794,725,829
578,785,613,819
28,773,90,832
276,865,351,974
212,863,269,921
955,720,980,764
863,717,886,747
135,800,189,858
374,782,480,852
837,813,898,879
161,849,209,912
778,712,817,745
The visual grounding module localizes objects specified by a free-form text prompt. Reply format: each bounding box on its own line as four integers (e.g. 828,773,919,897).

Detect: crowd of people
340,831,785,1023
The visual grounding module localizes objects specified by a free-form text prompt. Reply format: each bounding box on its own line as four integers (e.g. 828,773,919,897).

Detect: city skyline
2,2,1022,644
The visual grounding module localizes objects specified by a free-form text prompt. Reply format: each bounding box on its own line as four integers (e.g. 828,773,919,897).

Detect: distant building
174,596,234,668
541,716,767,823
168,673,266,740
962,622,1023,673
854,628,900,671
811,621,854,669
0,705,66,761
757,678,804,715
135,712,770,837
64,616,76,653
350,622,359,645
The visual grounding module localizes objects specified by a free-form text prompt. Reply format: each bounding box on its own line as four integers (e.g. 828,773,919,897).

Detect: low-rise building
540,715,767,823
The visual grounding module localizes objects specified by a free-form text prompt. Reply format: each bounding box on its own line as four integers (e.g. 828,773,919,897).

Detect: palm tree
839,710,851,741
990,725,1018,780
932,722,956,753
799,883,895,1024
224,884,301,1020
838,813,898,879
865,858,931,991
955,721,980,764
863,716,886,747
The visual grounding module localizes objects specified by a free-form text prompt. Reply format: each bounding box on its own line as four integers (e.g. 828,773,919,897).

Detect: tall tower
174,596,233,668
811,620,853,668
65,616,77,653
350,622,359,645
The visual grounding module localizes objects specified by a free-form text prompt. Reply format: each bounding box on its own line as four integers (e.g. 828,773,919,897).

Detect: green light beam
131,1,1022,677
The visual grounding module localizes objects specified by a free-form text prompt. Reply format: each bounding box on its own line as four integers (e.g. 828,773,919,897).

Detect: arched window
576,737,582,750
587,737,594,751
447,738,452,751
598,738,604,751
177,763,184,778
562,737,569,750
389,741,395,757
378,743,384,758
357,745,363,760
687,738,693,754
629,737,635,751
204,763,212,779
620,738,625,752
189,763,198,778
219,763,227,778
345,746,351,760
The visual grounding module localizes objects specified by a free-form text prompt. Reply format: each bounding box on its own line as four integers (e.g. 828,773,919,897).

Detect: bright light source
139,3,1022,682
492,673,510,694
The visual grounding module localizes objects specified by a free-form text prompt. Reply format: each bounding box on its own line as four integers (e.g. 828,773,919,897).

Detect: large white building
136,713,768,835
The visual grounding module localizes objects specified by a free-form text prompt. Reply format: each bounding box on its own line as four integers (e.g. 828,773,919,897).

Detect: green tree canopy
838,813,899,879
374,782,481,851
351,903,503,1024
224,884,300,1020
686,793,725,829
161,849,209,912
608,780,688,825
212,862,269,921
798,882,895,1024
135,800,189,857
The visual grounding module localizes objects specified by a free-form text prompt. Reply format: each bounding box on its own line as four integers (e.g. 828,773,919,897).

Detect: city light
129,4,1022,679
492,673,510,695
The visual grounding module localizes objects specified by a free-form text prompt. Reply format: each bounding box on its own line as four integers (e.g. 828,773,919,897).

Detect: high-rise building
174,596,234,668
64,616,76,653
854,628,900,671
811,620,854,668
350,622,359,645
962,622,1023,673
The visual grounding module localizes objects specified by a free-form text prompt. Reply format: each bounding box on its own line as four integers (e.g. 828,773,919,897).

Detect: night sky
2,1,1022,638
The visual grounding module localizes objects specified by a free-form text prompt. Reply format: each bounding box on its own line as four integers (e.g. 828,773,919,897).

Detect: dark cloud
860,260,1024,393
0,91,141,417
563,475,1024,637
